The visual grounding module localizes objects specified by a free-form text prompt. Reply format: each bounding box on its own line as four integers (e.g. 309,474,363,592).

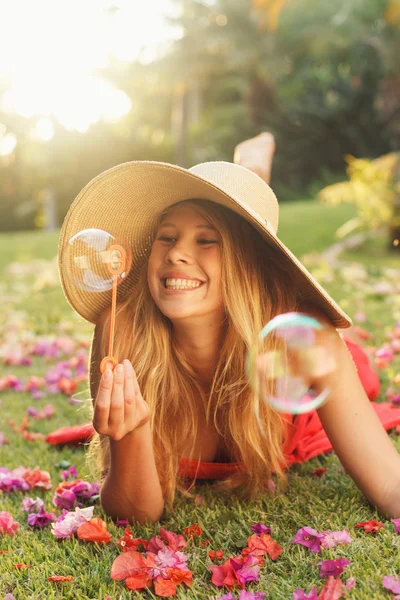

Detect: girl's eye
157,236,218,245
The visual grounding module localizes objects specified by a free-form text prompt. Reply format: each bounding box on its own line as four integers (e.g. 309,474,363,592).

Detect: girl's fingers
93,369,113,432
123,360,136,418
107,363,125,429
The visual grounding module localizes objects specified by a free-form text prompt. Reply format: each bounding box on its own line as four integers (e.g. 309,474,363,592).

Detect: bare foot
234,132,276,185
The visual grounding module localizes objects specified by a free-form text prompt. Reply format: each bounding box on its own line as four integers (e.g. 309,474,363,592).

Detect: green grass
1,200,400,599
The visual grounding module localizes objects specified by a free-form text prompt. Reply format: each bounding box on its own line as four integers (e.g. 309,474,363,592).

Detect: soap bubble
63,229,132,292
246,312,337,414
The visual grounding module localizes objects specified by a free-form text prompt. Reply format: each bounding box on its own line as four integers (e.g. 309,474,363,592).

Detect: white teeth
165,278,202,289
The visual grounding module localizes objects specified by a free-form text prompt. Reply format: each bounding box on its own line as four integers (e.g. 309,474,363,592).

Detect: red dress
47,339,400,480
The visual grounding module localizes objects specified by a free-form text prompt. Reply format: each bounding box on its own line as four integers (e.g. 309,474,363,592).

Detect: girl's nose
165,243,193,264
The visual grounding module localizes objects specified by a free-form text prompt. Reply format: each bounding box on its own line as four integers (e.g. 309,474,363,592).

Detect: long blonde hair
87,199,298,506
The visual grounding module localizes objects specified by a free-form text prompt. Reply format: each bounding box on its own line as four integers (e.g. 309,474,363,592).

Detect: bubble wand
64,228,132,375
99,244,129,374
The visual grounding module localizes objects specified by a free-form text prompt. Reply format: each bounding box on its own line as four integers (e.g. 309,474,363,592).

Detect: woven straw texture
58,160,351,328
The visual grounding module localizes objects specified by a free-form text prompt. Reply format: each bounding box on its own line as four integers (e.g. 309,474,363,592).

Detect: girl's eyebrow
159,222,217,231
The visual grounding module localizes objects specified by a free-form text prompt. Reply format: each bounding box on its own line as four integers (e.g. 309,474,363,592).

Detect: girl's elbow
100,489,164,524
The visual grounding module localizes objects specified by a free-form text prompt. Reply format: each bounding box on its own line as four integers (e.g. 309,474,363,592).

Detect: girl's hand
93,359,150,441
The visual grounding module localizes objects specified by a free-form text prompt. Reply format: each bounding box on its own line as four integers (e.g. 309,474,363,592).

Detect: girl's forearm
100,422,165,524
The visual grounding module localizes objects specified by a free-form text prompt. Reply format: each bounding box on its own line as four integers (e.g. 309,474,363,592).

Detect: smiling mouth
162,277,205,290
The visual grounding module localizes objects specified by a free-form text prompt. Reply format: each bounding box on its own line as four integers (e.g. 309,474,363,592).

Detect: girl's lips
160,280,206,295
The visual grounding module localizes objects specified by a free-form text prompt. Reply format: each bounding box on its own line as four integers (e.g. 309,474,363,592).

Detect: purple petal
21,496,44,512
318,557,351,578
239,592,265,600
27,507,55,528
292,527,324,554
293,587,318,600
250,523,271,535
391,519,400,534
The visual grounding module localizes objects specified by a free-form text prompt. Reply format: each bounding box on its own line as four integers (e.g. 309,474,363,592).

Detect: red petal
125,573,152,590
319,576,344,600
48,575,73,582
166,568,193,585
13,563,30,569
210,560,237,587
183,524,203,538
110,551,150,581
244,533,283,560
260,533,283,560
76,518,112,543
154,577,178,597
354,520,384,533
311,468,327,477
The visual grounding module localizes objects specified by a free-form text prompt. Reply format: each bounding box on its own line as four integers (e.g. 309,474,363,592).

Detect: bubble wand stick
99,244,129,374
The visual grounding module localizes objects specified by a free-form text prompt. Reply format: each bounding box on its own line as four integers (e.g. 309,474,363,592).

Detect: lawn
1,199,400,599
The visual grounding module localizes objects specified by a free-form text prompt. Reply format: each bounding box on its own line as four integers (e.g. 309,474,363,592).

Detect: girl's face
148,203,224,323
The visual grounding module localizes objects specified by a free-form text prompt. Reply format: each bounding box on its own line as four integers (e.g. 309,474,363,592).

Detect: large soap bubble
63,228,132,293
247,312,337,414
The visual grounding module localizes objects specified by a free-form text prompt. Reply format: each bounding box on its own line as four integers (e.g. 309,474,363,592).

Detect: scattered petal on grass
51,506,94,539
293,587,318,600
154,576,177,597
111,550,154,581
183,524,203,538
250,523,271,535
27,507,55,528
292,527,324,553
321,530,353,548
150,547,188,579
76,517,112,543
22,468,52,490
238,592,265,600
318,576,343,599
383,576,400,594
231,553,260,586
345,577,356,590
209,549,225,561
166,567,193,586
354,520,384,533
116,528,148,552
116,519,129,527
391,519,400,533
243,533,283,560
13,563,30,569
210,558,237,588
61,465,78,480
21,496,45,512
159,528,187,551
311,468,327,477
3,594,16,600
318,557,351,578
125,572,153,590
0,511,19,536
48,575,73,582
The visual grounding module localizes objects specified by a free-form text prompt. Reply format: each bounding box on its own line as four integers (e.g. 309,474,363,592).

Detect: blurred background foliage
0,0,399,232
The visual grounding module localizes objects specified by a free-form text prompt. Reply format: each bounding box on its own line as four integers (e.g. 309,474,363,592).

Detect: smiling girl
56,160,400,524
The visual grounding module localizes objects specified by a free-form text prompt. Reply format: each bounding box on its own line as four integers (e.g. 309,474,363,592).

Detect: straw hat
58,160,352,328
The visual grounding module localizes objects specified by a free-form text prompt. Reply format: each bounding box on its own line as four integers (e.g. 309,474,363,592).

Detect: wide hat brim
58,160,352,328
